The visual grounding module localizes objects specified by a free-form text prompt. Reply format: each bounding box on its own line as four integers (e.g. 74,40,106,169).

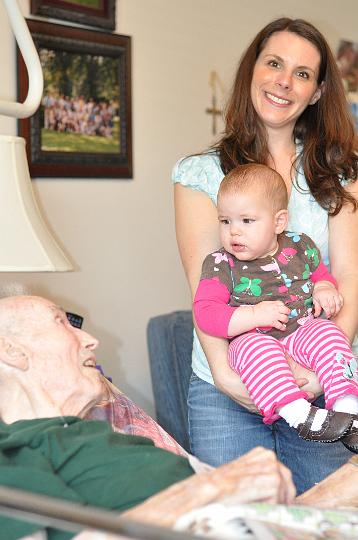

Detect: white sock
277,399,311,428
332,394,358,415
310,408,329,431
277,399,328,431
353,420,358,429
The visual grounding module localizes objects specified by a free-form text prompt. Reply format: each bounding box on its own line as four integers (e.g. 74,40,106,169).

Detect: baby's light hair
218,164,288,213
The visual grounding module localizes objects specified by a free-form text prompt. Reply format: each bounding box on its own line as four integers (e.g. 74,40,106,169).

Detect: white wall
0,0,357,416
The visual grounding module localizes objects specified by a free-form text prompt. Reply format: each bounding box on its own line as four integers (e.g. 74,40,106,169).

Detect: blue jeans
188,372,352,495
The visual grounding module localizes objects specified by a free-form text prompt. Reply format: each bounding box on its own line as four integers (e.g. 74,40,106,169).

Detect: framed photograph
336,39,358,131
18,19,132,178
30,0,116,31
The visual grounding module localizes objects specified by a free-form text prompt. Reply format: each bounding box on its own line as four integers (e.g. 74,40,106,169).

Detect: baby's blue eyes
219,218,254,225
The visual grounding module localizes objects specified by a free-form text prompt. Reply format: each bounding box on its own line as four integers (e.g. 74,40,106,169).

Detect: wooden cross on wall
205,71,224,135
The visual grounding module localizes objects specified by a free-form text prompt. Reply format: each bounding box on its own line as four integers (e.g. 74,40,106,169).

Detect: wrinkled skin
122,447,296,528
296,455,358,509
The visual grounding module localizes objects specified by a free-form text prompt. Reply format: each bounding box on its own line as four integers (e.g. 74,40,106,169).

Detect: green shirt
0,416,194,540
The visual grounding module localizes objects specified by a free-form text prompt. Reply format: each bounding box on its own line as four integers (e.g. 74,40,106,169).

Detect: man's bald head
0,295,46,340
0,295,104,419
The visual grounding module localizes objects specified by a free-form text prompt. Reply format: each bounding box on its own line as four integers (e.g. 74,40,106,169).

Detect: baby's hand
312,281,343,318
253,301,290,331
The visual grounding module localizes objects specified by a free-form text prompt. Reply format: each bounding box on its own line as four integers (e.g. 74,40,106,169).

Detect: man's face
10,296,104,416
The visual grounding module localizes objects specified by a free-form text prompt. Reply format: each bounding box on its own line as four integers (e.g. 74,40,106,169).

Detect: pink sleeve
310,261,337,287
193,278,237,338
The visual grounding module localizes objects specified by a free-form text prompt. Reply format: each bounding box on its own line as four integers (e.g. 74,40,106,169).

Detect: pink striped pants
228,318,358,424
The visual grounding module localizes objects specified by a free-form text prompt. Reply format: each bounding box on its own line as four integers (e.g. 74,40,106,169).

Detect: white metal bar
0,0,43,118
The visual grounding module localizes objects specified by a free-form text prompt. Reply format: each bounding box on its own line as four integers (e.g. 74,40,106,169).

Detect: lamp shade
0,0,74,272
0,135,72,271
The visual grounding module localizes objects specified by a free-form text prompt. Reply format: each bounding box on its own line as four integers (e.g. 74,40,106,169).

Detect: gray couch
147,310,193,452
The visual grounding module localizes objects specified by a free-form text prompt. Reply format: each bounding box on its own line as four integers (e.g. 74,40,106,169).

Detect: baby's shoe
341,419,358,453
296,405,353,442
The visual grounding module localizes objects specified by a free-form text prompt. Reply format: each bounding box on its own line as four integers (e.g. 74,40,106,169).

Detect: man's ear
0,337,29,371
274,209,289,234
309,82,325,105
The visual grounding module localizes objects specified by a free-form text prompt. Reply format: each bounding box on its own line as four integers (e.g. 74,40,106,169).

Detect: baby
194,163,358,451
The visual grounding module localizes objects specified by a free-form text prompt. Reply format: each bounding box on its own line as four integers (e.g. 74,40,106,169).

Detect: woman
173,17,358,494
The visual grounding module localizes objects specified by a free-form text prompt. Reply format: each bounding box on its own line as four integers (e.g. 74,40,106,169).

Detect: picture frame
18,19,132,178
30,0,116,31
336,39,358,132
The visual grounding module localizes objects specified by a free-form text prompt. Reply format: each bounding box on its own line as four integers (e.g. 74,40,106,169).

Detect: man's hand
296,455,358,509
123,447,296,528
252,301,290,331
312,281,343,318
208,446,296,506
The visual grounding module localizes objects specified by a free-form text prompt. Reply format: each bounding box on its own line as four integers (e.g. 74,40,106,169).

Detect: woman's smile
264,91,291,106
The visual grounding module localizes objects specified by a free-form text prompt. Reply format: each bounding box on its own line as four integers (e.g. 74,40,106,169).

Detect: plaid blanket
86,378,187,457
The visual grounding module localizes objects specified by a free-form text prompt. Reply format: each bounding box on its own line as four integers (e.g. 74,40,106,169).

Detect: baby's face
217,191,279,261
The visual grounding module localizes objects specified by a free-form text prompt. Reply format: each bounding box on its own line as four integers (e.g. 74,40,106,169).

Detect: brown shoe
341,424,358,453
296,406,353,442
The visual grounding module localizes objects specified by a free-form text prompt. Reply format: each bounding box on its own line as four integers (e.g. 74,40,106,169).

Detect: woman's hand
210,351,323,410
210,355,260,412
286,354,322,401
199,326,323,412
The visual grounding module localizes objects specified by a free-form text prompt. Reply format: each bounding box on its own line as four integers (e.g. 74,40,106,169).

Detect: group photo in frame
336,39,358,132
18,19,132,178
30,0,116,31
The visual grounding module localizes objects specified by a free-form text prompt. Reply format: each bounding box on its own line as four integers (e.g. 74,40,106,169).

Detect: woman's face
250,31,322,133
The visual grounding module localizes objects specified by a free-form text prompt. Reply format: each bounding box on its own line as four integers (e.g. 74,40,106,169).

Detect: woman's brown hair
213,17,357,215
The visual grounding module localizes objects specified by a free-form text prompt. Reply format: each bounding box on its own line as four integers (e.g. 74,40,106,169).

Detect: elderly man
0,295,296,540
0,295,356,540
